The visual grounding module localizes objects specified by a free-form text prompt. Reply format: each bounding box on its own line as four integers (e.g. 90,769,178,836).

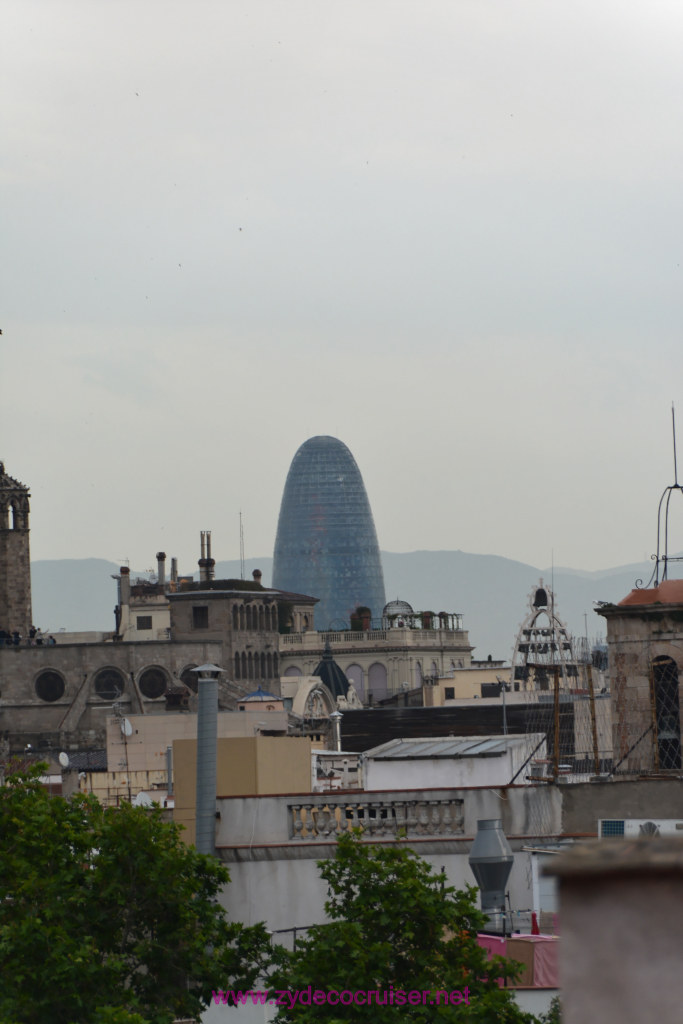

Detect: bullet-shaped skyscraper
273,436,386,630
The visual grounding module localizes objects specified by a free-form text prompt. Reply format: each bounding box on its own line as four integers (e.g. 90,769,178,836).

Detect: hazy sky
2,0,683,576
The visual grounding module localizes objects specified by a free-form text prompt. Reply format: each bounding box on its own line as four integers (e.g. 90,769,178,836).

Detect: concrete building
361,734,547,790
548,837,683,1024
272,436,386,630
597,578,683,775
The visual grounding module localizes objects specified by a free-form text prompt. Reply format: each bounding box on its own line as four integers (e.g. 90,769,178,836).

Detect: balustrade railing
288,796,464,840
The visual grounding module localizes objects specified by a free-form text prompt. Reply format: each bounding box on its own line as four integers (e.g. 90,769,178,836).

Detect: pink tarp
477,934,559,989
476,934,507,987
507,935,559,988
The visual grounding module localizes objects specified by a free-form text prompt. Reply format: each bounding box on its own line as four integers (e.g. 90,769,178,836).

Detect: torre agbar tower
273,436,386,630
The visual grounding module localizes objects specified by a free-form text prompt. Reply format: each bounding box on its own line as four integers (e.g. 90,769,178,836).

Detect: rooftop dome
383,599,414,617
240,686,279,702
312,642,350,700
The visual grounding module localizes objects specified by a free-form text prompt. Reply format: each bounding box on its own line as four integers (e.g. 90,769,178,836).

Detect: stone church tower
0,462,33,635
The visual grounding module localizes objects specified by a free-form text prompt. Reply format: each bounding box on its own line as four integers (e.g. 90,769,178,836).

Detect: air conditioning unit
599,818,683,838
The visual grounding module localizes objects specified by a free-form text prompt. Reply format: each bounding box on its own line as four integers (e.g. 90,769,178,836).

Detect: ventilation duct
468,818,514,934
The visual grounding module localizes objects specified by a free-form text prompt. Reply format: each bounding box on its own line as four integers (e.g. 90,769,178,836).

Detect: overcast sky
2,0,683,576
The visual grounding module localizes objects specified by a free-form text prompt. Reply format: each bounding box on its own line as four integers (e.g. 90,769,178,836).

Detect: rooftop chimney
468,819,514,934
252,569,263,586
120,566,131,605
156,551,166,587
199,531,215,582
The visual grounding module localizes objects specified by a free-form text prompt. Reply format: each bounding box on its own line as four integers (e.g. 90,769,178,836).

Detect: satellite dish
120,717,133,737
133,791,153,807
58,752,70,768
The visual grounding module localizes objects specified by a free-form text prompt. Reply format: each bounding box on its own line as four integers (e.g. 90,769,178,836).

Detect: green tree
268,832,536,1022
0,765,271,1024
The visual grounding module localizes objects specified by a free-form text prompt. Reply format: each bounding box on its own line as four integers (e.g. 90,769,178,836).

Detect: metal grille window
600,820,625,837
136,615,153,630
138,667,167,699
652,656,682,770
181,666,198,693
94,668,125,701
192,606,209,629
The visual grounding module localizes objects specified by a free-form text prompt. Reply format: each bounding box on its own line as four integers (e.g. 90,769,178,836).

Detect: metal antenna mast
637,403,683,587
672,402,679,487
239,510,245,580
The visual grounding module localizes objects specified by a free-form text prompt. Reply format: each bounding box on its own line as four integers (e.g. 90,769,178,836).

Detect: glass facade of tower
273,436,386,630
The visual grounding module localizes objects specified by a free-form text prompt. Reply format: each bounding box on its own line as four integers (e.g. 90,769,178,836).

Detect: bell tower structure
0,462,33,635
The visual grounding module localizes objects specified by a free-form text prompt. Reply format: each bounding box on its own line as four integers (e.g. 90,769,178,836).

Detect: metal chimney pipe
193,663,223,856
166,744,173,796
156,552,166,587
329,710,342,752
171,557,178,583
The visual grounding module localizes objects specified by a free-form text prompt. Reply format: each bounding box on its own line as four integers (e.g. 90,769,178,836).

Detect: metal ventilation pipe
193,663,223,856
156,552,166,587
468,818,514,934
329,710,342,752
166,744,173,796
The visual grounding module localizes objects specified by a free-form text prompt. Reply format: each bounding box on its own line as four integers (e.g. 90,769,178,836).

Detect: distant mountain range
30,551,668,660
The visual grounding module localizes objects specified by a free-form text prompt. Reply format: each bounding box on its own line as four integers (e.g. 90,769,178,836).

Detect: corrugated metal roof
365,734,533,761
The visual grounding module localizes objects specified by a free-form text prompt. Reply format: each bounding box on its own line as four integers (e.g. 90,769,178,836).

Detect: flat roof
364,734,544,761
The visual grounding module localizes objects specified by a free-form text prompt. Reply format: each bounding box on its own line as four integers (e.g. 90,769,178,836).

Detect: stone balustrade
288,795,464,840
281,627,467,648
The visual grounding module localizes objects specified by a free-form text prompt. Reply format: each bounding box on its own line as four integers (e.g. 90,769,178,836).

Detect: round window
139,667,167,700
180,666,198,693
35,671,66,703
94,668,125,701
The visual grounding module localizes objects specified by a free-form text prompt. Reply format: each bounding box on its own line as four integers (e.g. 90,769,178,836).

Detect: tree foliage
0,765,270,1024
268,832,537,1022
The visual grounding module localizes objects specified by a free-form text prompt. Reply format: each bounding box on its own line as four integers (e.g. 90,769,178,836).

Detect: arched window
271,606,278,630
267,652,273,678
346,663,364,698
241,652,247,678
652,656,681,769
260,652,266,677
283,665,301,677
239,605,245,630
235,652,241,679
232,606,239,630
273,652,279,677
246,606,252,630
248,652,254,679
259,606,265,631
414,661,423,687
368,662,388,701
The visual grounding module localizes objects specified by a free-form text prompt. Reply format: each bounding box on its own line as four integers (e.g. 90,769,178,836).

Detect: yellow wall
173,735,315,845
425,667,507,705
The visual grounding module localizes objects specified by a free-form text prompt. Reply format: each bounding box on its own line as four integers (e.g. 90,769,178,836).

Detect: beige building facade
279,616,473,702
173,734,320,844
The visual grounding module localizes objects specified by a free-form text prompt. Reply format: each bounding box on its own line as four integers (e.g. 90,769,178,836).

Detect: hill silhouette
30,551,665,660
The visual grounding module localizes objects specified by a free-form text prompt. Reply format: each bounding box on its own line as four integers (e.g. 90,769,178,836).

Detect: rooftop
364,734,540,761
546,837,683,879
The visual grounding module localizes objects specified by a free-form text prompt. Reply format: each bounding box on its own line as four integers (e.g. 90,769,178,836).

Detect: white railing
288,796,464,840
